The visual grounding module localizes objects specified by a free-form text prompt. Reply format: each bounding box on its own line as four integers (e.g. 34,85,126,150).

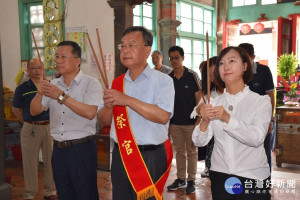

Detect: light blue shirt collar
124,64,151,82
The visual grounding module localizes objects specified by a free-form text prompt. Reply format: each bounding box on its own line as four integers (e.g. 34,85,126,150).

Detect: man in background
239,43,275,172
151,50,173,74
12,58,57,200
167,46,201,194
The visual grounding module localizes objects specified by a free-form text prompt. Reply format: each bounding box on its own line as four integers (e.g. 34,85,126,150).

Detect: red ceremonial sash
112,74,173,200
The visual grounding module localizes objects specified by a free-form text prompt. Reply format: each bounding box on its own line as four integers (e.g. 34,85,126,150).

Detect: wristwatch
57,92,66,104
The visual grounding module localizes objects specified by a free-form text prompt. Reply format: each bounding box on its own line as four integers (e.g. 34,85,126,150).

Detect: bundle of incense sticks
86,28,109,89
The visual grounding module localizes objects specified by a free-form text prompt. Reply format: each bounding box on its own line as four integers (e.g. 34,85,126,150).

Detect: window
30,5,44,60
19,0,45,61
134,3,153,30
178,2,212,36
177,38,212,76
177,1,215,75
261,0,277,5
133,2,157,67
232,0,256,7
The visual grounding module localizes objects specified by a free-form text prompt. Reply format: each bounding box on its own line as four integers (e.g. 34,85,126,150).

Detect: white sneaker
201,167,209,177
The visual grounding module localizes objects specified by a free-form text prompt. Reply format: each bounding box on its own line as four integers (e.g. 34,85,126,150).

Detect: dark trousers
210,170,271,200
111,144,167,200
52,139,99,200
264,133,272,173
205,137,214,169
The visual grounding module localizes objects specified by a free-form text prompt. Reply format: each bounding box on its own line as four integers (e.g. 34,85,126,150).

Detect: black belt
114,142,162,152
54,136,94,148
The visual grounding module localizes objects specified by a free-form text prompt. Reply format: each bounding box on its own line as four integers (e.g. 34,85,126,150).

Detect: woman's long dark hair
201,56,219,96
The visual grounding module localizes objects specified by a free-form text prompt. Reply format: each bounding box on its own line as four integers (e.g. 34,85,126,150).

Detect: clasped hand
200,104,230,123
103,89,130,109
38,80,62,100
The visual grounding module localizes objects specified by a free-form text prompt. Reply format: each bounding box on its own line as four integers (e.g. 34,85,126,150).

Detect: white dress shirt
192,86,271,180
42,70,103,141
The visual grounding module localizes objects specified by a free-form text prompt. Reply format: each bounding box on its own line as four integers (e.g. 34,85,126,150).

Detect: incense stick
96,28,108,85
206,32,211,104
31,31,46,80
86,29,109,88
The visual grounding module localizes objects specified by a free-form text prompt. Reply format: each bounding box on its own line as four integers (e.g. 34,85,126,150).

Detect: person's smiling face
218,49,247,85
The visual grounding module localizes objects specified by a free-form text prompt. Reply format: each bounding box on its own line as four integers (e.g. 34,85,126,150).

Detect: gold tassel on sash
137,185,162,200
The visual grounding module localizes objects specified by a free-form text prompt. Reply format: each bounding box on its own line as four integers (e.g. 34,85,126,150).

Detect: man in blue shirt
98,26,175,200
12,58,57,200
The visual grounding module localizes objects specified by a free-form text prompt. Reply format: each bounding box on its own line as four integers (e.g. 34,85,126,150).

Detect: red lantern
240,24,251,34
254,22,264,33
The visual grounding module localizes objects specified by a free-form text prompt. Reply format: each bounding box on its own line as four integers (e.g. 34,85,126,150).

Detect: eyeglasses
117,43,148,51
29,67,43,71
55,55,78,61
169,56,181,61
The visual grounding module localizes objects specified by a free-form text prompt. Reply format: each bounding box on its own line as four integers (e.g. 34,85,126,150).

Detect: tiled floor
5,153,300,200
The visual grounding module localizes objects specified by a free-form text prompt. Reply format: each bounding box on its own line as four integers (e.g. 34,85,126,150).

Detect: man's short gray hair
151,50,163,56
